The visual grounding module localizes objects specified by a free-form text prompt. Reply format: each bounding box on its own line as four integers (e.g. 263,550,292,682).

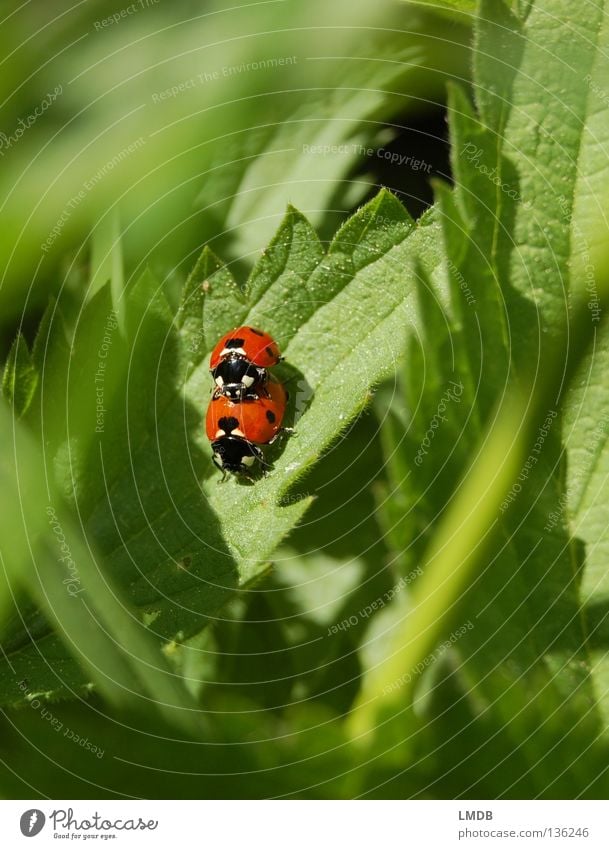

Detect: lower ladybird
206,378,288,478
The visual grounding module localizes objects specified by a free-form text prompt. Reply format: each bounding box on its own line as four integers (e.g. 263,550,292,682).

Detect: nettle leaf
474,0,606,345
565,336,609,730
474,0,609,739
448,0,609,741
210,43,424,258
352,286,608,798
0,402,203,732
558,4,609,728
188,189,435,573
351,1,609,793
0,188,442,704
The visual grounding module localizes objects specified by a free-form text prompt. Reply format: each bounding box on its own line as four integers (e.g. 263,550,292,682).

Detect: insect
206,378,288,478
209,325,281,400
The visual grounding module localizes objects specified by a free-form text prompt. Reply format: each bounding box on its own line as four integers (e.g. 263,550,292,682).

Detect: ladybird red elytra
209,325,282,401
206,378,288,477
210,326,281,369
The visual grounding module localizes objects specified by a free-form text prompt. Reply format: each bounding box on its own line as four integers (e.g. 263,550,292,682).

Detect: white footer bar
0,800,606,848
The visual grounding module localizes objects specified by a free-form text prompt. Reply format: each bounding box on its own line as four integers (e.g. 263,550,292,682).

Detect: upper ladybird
209,326,282,400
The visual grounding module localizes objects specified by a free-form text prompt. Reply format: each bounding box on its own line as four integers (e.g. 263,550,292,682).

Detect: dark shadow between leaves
83,298,241,645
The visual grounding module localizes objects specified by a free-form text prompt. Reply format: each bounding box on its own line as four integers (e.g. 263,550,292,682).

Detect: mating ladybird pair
206,326,289,477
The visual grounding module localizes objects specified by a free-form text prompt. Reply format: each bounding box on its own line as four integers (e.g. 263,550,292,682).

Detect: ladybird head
211,358,266,400
211,436,263,475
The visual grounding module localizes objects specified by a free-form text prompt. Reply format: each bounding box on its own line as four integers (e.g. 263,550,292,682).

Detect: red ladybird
209,326,281,400
206,379,288,476
210,326,281,370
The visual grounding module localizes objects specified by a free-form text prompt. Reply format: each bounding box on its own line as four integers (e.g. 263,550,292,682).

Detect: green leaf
2,334,37,417
0,401,203,733
474,0,607,348
178,246,245,367
352,269,609,778
474,0,609,739
348,3,609,798
561,0,609,717
88,209,125,320
0,0,465,325
195,191,439,572
402,0,477,15
0,188,443,704
218,43,424,257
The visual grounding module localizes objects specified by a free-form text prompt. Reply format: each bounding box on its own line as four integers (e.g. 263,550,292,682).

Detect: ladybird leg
212,455,228,482
267,427,295,446
251,444,270,475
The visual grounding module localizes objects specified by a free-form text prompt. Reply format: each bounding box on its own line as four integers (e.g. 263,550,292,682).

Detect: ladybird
206,378,288,476
209,326,281,400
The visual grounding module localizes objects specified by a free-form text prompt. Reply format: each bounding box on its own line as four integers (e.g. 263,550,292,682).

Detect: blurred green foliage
0,0,469,328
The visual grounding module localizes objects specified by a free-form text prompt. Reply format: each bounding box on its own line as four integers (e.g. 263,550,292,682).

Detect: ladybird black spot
266,346,275,358
218,416,239,434
249,327,264,336
225,338,245,349
266,410,276,423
